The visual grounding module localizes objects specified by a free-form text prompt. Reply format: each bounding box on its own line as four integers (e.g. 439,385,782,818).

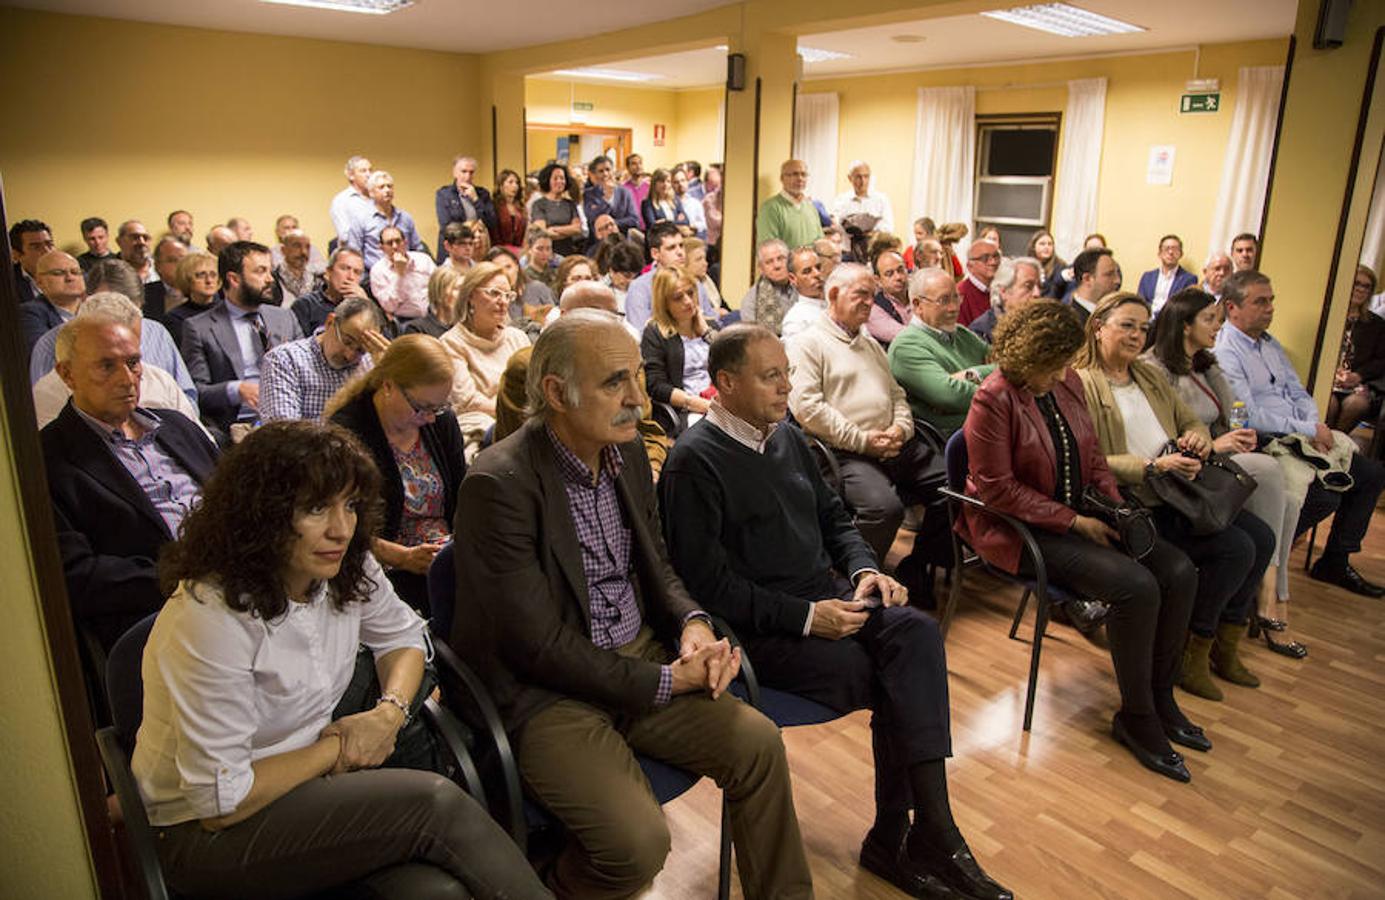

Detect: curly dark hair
160,421,384,619
991,300,1085,387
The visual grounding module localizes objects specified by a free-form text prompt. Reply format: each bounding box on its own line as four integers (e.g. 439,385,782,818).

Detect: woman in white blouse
133,420,548,900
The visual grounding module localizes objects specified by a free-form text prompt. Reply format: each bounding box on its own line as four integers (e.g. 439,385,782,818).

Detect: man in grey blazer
180,241,302,432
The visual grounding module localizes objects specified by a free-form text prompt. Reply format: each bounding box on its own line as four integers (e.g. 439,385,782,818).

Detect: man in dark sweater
661,323,1011,900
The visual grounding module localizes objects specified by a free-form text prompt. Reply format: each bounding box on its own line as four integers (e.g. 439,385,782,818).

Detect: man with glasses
439,221,477,274
260,297,386,423
957,239,1001,327
20,249,86,358
756,159,825,251
370,225,436,329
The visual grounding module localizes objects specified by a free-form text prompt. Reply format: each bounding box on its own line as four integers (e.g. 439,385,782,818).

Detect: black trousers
738,574,951,817
1020,532,1196,722
835,436,948,567
1153,508,1275,637
1295,451,1385,560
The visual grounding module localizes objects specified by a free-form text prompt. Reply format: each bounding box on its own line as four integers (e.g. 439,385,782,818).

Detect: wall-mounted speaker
727,53,746,92
1314,0,1352,50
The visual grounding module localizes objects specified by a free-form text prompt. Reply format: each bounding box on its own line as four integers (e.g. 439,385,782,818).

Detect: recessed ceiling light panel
261,0,414,13
798,46,853,63
551,67,663,83
980,3,1145,37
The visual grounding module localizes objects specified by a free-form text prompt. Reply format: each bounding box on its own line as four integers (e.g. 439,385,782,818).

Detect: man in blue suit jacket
434,155,497,261
19,250,85,358
1136,233,1198,314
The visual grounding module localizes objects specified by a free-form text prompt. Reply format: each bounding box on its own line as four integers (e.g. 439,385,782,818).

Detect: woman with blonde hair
326,334,465,612
684,237,723,317
439,261,531,458
402,267,463,338
165,251,220,345
641,266,713,437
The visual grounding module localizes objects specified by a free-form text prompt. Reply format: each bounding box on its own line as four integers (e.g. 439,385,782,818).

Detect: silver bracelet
377,692,411,725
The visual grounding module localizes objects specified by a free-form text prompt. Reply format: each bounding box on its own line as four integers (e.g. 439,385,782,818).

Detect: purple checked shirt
547,429,674,705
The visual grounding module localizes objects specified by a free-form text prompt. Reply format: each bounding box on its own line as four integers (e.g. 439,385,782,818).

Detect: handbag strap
1188,372,1224,417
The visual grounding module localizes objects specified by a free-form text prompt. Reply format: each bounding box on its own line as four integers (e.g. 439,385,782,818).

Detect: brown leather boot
1179,633,1223,701
1212,622,1261,687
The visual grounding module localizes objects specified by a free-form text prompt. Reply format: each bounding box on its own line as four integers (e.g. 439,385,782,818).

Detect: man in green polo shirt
756,159,825,251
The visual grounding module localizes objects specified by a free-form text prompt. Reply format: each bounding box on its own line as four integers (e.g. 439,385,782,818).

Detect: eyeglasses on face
333,318,367,354
400,387,449,418
479,286,519,304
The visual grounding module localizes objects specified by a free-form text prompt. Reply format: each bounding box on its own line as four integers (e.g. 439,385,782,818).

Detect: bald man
19,250,86,357
756,159,825,251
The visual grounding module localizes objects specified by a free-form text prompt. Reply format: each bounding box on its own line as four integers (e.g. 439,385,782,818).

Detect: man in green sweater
755,159,825,251
888,267,994,436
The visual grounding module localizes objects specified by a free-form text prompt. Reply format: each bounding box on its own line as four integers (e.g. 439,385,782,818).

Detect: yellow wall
524,80,723,173
806,39,1289,270
0,7,484,255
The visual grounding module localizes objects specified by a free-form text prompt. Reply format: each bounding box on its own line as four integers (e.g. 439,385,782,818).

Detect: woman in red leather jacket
958,301,1204,784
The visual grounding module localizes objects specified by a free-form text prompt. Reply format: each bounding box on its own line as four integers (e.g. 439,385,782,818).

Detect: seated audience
1327,265,1385,433
832,160,895,238
326,336,464,613
453,310,812,899
181,241,304,433
739,239,795,336
117,219,157,284
1068,246,1120,327
205,225,236,258
78,216,117,272
41,308,217,654
1230,232,1259,272
141,236,188,322
787,263,948,592
1145,289,1309,658
642,267,714,436
957,239,1000,327
133,420,542,900
227,217,255,242
272,227,322,305
167,210,197,249
673,167,707,239
868,249,911,346
259,297,384,423
582,155,642,236
970,256,1042,344
292,247,369,336
370,225,436,329
901,217,934,271
641,168,693,237
492,168,528,251
757,159,825,250
1026,229,1065,298
813,236,843,280
662,323,1010,900
599,239,645,315
530,163,584,256
1074,292,1273,701
1136,234,1198,315
434,154,496,262
626,223,694,333
1201,252,1232,300
403,267,464,339
586,214,620,255
780,245,828,342
1216,270,1385,597
439,261,531,458
161,251,220,346
521,225,558,290
486,245,553,336
704,169,724,248
268,214,325,269
12,218,55,304
33,293,200,430
684,237,722,316
889,267,995,436
961,301,1206,781
346,170,425,271
20,249,85,358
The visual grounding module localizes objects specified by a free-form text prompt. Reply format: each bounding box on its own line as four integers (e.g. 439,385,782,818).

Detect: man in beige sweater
787,263,948,593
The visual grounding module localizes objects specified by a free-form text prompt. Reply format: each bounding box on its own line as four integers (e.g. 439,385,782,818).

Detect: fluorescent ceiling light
551,67,663,84
261,0,414,13
798,46,852,63
980,3,1145,37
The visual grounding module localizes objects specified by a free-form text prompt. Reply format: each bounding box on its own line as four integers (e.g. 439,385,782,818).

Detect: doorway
526,123,633,173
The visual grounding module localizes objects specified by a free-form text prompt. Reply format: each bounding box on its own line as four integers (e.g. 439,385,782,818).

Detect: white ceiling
531,0,1297,88
3,0,735,53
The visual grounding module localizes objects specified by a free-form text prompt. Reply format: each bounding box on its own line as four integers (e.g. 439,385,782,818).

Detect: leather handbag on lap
1081,486,1158,561
1146,442,1257,535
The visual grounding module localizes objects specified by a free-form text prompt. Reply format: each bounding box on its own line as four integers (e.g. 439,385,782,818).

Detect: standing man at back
757,160,825,251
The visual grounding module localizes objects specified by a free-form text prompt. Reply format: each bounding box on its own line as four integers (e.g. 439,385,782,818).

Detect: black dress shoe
899,842,1013,900
1112,714,1191,783
1308,560,1385,598
1164,722,1213,753
859,831,957,898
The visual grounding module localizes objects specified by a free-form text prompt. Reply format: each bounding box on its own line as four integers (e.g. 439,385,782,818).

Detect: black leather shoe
1164,722,1213,753
1112,714,1191,783
859,831,957,898
1309,560,1385,598
899,842,1013,900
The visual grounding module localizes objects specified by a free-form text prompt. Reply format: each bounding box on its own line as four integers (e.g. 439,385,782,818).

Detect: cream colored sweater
439,322,531,417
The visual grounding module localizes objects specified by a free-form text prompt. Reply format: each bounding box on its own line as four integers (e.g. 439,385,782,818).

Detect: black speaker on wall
1314,0,1352,49
727,53,746,91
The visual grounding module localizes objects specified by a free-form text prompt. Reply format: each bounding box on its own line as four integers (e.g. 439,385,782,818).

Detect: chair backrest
105,613,159,751
944,430,969,494
428,541,457,639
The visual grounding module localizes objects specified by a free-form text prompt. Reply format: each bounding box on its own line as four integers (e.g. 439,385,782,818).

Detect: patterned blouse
391,437,450,547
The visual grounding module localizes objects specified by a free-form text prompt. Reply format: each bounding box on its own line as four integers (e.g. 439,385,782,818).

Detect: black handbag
1081,486,1158,561
1146,442,1257,536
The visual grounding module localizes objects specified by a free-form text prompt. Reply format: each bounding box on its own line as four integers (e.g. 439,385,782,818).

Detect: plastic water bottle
1227,401,1249,430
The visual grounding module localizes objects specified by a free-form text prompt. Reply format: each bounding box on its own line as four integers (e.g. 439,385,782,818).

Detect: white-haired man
969,256,1042,343
346,170,425,271
832,160,895,237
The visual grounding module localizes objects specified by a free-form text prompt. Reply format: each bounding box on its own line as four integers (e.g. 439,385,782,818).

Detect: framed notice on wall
1146,145,1175,186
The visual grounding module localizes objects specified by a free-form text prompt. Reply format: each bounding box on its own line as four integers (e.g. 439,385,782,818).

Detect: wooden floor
649,514,1385,899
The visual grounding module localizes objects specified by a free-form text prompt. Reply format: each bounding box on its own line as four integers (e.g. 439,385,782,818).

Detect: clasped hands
670,620,741,699
1153,430,1211,477
810,572,907,640
320,700,406,774
863,425,907,460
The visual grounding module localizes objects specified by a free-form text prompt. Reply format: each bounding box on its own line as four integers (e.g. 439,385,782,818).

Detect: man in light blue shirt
1215,270,1385,596
624,223,714,333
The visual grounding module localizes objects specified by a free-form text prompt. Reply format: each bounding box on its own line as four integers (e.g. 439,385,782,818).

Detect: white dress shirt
132,554,427,826
831,190,895,235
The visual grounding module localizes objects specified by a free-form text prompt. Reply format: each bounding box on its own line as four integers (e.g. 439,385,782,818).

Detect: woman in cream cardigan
439,261,531,460
1074,292,1273,704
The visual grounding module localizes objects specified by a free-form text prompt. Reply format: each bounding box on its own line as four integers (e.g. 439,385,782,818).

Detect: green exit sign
572,101,594,111
1180,92,1220,113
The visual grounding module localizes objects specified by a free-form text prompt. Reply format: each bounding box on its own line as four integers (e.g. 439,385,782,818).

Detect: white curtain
909,86,975,233
1360,151,1385,275
1052,78,1107,261
793,92,839,204
1207,66,1286,258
